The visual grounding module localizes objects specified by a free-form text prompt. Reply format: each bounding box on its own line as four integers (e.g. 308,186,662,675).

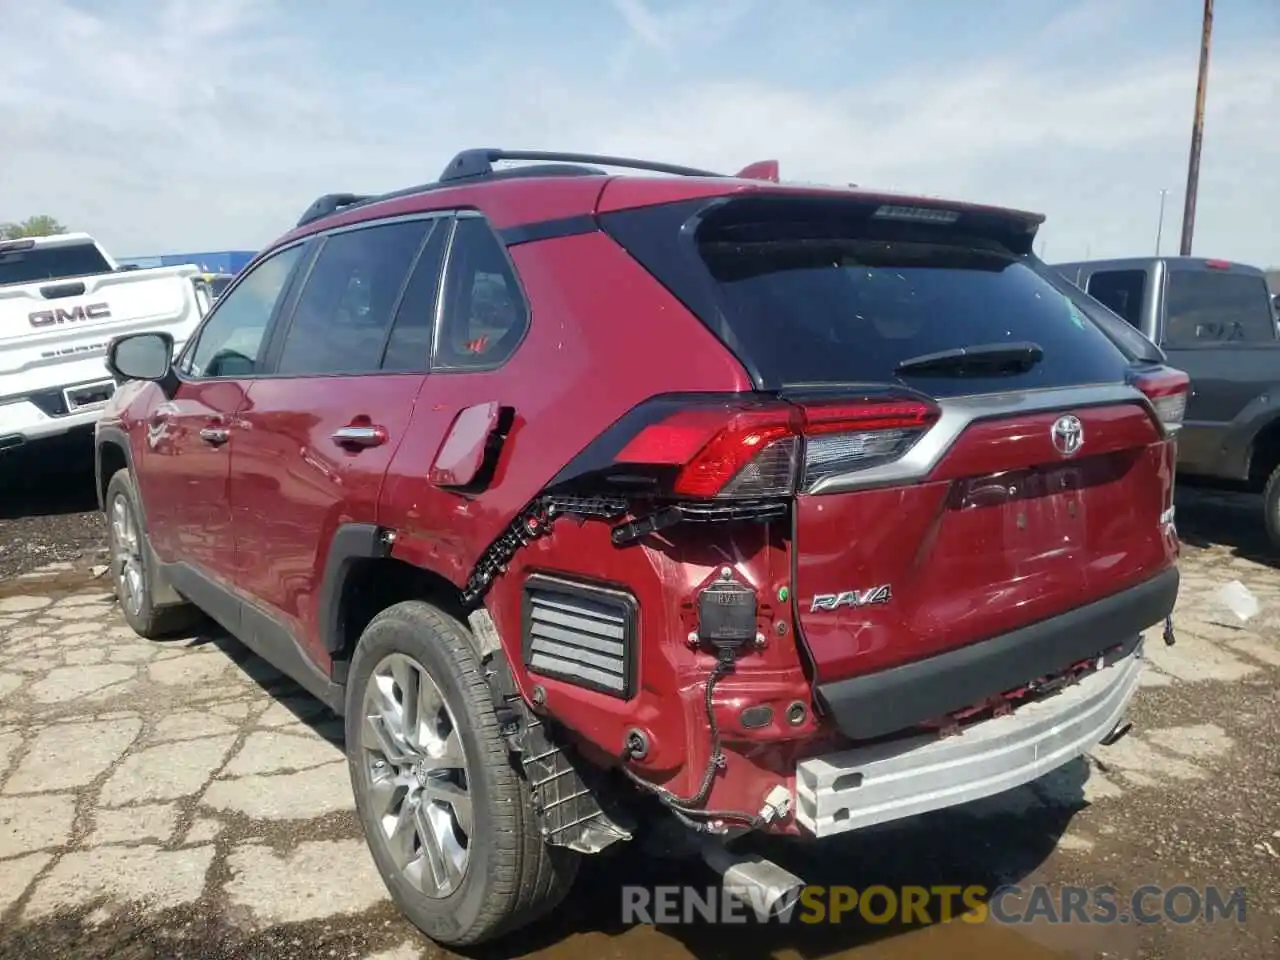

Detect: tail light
1131,367,1190,434
613,397,939,499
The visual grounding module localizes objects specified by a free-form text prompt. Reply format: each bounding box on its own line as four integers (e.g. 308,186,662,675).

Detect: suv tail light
614,398,939,499
1131,367,1190,434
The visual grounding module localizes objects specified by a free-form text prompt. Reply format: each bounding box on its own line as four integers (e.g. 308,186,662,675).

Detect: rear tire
104,468,201,639
345,600,578,947
1263,463,1280,553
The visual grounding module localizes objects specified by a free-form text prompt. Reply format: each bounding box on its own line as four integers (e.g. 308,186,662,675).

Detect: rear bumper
0,399,104,448
796,637,1144,837
0,383,115,448
814,567,1178,741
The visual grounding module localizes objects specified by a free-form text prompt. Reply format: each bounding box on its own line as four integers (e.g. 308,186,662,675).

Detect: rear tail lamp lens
1131,367,1190,433
615,398,939,499
803,427,925,488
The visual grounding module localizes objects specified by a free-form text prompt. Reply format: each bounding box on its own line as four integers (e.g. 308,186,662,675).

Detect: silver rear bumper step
796,640,1144,837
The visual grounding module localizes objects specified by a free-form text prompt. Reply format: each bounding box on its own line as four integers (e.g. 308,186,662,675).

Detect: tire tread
353,600,577,946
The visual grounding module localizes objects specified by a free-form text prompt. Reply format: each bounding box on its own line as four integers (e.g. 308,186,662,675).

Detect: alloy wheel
110,493,145,618
360,653,473,898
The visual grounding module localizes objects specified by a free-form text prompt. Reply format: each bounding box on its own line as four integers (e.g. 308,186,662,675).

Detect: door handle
331,424,388,449
199,426,230,446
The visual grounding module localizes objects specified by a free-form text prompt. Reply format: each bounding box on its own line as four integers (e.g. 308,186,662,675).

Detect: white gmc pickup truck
0,233,211,453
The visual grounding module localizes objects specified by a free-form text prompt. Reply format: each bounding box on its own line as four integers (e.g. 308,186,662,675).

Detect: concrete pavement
0,487,1278,958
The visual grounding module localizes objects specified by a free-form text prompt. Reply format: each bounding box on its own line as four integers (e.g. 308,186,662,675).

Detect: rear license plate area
63,380,115,412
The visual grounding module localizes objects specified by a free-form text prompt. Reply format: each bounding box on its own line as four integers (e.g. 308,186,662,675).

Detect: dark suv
96,149,1186,947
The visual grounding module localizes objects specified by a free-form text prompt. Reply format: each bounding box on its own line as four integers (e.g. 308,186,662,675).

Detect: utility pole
1179,0,1213,256
1156,188,1168,255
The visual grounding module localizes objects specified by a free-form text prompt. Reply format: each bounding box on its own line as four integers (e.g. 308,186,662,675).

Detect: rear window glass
1164,269,1275,344
0,243,113,286
604,198,1132,395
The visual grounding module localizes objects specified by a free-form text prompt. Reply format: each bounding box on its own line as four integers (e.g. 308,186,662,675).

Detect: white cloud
0,0,1275,267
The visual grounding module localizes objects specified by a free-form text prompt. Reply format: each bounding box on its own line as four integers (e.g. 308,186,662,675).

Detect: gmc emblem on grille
810,585,892,612
28,302,111,328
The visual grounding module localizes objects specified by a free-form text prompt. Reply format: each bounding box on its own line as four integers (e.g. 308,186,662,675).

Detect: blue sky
2,0,1277,266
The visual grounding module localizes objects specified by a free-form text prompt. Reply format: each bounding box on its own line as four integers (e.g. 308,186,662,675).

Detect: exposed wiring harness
619,650,765,831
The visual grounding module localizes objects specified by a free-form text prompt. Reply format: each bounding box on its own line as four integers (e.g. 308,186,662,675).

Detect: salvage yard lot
0,464,1277,959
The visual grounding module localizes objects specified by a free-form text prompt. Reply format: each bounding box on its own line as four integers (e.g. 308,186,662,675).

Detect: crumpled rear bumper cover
814,567,1178,742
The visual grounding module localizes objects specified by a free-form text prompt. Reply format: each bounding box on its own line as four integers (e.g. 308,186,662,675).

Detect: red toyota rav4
96,149,1186,946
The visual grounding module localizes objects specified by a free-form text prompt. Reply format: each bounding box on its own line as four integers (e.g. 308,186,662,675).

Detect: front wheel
345,600,578,947
104,469,200,639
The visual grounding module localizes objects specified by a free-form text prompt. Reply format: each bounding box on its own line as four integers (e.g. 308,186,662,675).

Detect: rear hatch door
602,191,1177,686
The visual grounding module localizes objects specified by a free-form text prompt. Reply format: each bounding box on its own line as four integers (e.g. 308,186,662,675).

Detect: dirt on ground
0,445,1277,959
0,433,107,581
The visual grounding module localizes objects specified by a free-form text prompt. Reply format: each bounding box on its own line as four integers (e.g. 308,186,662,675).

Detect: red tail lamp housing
615,398,940,499
1130,366,1190,434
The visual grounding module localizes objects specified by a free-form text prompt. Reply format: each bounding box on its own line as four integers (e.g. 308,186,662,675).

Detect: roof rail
293,151,783,231
295,192,375,228
437,148,724,183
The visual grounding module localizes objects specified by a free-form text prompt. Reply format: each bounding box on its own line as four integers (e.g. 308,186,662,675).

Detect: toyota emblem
1051,415,1084,457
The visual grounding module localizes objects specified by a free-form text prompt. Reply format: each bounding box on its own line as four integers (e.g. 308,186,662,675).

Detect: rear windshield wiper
894,341,1044,376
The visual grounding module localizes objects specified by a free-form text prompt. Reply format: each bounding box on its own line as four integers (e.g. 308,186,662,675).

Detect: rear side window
275,219,430,376
1164,269,1276,344
434,216,528,371
1087,270,1146,327
603,197,1132,395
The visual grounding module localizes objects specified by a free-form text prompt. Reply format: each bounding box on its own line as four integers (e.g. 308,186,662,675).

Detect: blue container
118,250,257,274
158,250,257,274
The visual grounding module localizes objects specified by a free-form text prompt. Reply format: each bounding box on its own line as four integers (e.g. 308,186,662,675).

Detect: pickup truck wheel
1264,464,1280,552
346,600,578,947
104,469,200,639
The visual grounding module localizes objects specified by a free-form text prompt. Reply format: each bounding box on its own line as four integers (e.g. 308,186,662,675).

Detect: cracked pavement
0,486,1277,959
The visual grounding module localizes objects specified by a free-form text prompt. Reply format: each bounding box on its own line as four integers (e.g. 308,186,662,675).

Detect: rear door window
1164,269,1276,344
274,219,431,376
381,219,450,372
1087,270,1146,327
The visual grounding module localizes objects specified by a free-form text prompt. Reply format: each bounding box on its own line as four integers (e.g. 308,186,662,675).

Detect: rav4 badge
810,585,892,612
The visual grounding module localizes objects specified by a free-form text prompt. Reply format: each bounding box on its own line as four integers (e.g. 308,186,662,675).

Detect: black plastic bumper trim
816,567,1179,741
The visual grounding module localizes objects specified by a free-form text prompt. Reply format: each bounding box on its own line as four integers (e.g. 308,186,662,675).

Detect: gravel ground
0,444,1277,959
0,434,107,580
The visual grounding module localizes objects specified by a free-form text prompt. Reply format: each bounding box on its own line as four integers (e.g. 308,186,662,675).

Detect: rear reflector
1131,367,1190,433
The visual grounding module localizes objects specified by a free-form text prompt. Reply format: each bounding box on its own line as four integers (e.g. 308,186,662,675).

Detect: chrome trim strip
805,382,1152,495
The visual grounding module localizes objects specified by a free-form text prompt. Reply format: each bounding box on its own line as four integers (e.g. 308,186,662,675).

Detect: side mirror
107,331,174,382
